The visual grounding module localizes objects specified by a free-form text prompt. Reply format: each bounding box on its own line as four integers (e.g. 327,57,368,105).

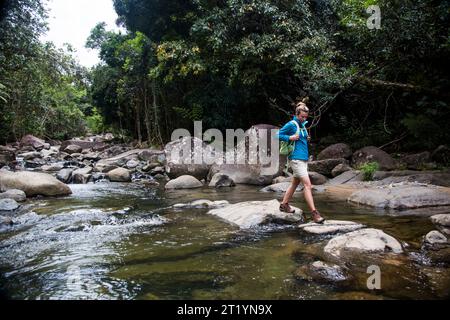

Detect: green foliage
359,162,380,181
86,107,105,134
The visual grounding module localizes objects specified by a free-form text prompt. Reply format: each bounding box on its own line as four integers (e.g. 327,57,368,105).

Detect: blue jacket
277,116,309,161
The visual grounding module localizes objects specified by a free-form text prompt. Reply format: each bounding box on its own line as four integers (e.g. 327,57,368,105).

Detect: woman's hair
295,102,309,115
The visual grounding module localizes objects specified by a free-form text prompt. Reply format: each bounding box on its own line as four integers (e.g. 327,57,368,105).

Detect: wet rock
0,198,19,211
295,261,350,282
0,170,72,196
173,199,230,209
60,139,107,152
324,228,403,258
72,167,93,184
308,158,348,177
207,199,303,229
0,216,13,226
56,168,74,184
331,163,352,178
150,166,165,176
106,168,131,182
126,159,140,169
0,189,26,202
40,163,65,172
309,172,328,185
19,151,41,160
81,152,101,161
95,149,142,171
209,174,235,188
165,175,203,190
260,182,303,193
352,146,396,171
317,143,352,161
326,170,363,185
63,144,83,155
348,184,450,210
142,162,160,172
423,231,448,250
20,135,47,151
40,147,59,159
430,214,450,227
298,220,364,235
138,149,165,163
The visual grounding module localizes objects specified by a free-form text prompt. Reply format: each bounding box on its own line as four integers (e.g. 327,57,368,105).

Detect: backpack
279,120,300,156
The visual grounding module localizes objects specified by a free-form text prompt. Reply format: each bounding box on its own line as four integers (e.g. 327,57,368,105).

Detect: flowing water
0,182,449,300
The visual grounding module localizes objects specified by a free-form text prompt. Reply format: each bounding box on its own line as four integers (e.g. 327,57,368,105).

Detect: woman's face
298,111,309,122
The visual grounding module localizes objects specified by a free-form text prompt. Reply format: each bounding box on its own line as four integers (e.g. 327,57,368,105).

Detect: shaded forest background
1,0,449,154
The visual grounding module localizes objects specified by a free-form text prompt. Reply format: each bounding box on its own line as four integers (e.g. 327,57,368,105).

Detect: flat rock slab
348,184,450,210
260,182,303,193
324,228,403,258
207,199,303,229
298,220,364,235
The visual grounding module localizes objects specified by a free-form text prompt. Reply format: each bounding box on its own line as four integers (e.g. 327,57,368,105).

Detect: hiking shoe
279,203,295,214
311,210,325,224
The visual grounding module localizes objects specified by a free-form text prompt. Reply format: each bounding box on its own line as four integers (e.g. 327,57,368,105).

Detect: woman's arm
277,122,295,142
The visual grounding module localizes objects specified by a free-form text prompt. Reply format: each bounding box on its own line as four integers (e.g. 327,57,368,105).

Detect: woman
277,102,325,224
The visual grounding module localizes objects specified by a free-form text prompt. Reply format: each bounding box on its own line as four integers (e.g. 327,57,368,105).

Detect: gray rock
309,172,328,185
352,146,396,171
95,149,143,172
207,199,303,229
60,139,107,152
0,170,72,196
431,145,450,165
326,170,363,185
272,176,292,184
324,228,403,258
138,149,166,163
57,168,74,183
209,173,235,188
126,159,140,169
309,158,348,177
317,143,352,161
0,189,26,202
423,231,448,249
165,175,203,190
296,261,349,282
0,216,13,226
173,200,230,209
106,168,131,182
401,152,430,170
63,144,83,154
150,166,165,176
298,220,364,235
0,146,15,166
260,182,303,193
19,151,41,160
348,184,450,210
40,163,65,172
143,163,160,172
20,135,46,151
430,214,450,227
331,163,352,178
72,167,93,184
0,198,19,211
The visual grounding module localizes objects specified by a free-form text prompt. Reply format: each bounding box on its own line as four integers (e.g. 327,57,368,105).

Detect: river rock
95,149,143,171
331,163,352,178
72,167,93,184
0,198,19,211
165,175,203,190
63,144,83,154
401,152,430,170
309,172,328,185
40,163,65,172
106,168,131,182
0,216,13,226
298,220,364,235
308,159,348,177
272,176,292,184
423,231,448,250
207,199,303,229
0,146,15,166
352,146,396,171
56,168,74,183
348,184,450,210
430,214,450,228
260,182,303,193
19,135,47,151
60,139,107,152
19,151,41,160
431,145,450,165
173,199,230,209
326,170,363,186
317,143,352,161
138,149,165,163
295,261,349,282
208,173,235,188
126,159,140,169
0,189,26,202
150,166,165,176
324,228,403,258
0,170,72,196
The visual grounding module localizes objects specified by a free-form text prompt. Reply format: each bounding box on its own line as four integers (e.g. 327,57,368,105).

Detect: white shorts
290,160,309,178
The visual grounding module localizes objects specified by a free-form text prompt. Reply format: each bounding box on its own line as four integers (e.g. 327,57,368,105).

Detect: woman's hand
289,134,300,141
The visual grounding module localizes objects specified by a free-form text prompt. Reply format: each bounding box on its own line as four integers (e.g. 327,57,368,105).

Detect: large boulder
165,137,216,181
431,145,450,165
0,170,72,196
400,152,431,170
19,135,47,151
324,228,403,258
60,139,107,152
352,146,396,171
207,199,303,229
298,220,364,235
317,143,352,161
208,173,236,188
308,158,348,177
0,146,15,167
348,184,450,210
106,168,131,182
208,163,280,186
63,144,83,155
0,189,26,202
138,149,165,163
95,149,144,172
165,175,203,190
56,168,74,184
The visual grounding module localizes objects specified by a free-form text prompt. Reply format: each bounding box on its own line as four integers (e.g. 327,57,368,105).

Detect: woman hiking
277,102,325,224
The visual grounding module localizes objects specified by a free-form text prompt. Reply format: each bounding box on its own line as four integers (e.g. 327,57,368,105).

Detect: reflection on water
0,182,449,300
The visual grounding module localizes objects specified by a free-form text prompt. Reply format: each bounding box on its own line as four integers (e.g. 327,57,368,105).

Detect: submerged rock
295,261,350,282
348,184,450,210
0,170,72,197
298,220,364,235
207,199,303,229
0,198,19,211
324,228,403,258
173,199,230,209
0,189,26,202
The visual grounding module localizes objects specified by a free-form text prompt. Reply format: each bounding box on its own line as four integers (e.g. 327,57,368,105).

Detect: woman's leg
281,177,301,205
299,175,316,212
